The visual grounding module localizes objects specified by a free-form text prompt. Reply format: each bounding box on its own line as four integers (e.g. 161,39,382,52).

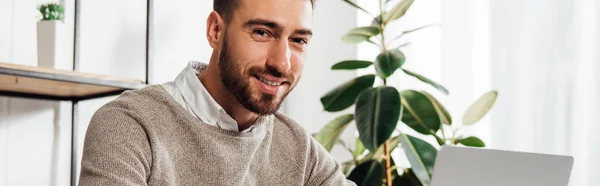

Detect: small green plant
313,0,498,186
38,3,64,21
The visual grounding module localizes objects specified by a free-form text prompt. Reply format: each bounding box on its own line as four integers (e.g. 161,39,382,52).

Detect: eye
291,38,308,45
253,29,270,38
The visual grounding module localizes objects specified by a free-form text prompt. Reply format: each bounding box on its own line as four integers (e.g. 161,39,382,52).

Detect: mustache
248,66,295,83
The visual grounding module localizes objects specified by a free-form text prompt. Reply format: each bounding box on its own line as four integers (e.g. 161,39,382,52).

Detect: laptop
430,146,574,186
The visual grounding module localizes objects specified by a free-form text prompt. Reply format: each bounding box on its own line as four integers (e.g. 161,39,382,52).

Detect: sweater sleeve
306,136,357,186
78,105,152,186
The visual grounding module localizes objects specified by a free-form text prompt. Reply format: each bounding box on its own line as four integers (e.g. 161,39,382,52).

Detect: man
78,0,355,185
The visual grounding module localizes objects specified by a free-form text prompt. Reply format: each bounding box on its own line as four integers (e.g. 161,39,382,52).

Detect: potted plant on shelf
312,0,498,185
37,2,65,69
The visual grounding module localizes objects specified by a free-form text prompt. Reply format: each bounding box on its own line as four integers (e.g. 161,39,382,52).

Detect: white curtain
489,0,600,185
357,0,599,185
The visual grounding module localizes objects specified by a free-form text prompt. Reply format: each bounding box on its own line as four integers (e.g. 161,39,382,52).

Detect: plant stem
440,125,447,142
346,148,359,165
451,128,459,144
384,141,392,186
379,0,388,87
379,1,392,185
379,0,387,52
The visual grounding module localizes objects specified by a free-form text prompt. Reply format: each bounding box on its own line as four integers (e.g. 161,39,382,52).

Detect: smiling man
77,0,355,185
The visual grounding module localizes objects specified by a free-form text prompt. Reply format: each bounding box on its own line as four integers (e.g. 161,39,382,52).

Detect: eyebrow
244,19,281,30
294,29,313,37
244,18,313,37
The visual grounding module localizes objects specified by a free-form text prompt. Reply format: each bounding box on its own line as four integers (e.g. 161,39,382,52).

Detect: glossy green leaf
320,74,376,112
386,0,415,21
402,69,449,95
373,0,416,26
332,60,373,70
400,90,441,134
349,26,381,36
314,114,354,151
375,50,405,79
371,12,390,27
432,133,446,146
342,26,381,44
463,90,498,125
355,86,402,151
341,35,370,44
371,135,401,160
421,91,452,125
342,0,372,16
347,160,384,186
353,138,367,158
398,133,437,186
458,136,486,147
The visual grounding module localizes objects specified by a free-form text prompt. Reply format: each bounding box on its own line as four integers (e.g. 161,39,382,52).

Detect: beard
218,33,296,115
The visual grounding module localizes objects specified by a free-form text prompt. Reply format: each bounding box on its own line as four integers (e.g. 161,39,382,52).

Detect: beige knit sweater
78,85,355,186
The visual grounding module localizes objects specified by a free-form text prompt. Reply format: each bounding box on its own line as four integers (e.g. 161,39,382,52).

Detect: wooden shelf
0,62,146,101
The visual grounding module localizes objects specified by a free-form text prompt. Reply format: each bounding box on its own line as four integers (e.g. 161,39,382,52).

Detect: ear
206,11,225,49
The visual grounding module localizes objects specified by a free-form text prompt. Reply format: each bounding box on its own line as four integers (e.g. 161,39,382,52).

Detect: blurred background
0,0,598,185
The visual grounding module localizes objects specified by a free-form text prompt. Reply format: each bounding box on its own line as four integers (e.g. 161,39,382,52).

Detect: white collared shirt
161,61,258,133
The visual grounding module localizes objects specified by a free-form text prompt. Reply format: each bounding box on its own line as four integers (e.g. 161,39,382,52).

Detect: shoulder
106,85,172,107
272,112,312,139
95,85,173,116
90,85,179,131
271,112,322,151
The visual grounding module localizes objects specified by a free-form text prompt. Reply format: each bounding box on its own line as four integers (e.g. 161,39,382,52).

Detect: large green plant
313,0,498,186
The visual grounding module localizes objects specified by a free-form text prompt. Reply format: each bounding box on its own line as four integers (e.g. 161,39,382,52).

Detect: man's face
218,0,313,115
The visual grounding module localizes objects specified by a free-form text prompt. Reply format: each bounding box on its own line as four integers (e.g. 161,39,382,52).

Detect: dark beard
218,34,295,115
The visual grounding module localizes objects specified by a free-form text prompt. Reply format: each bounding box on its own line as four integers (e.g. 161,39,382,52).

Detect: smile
253,74,289,95
257,76,283,86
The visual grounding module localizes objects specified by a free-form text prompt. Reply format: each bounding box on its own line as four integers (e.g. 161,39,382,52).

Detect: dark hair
214,0,315,22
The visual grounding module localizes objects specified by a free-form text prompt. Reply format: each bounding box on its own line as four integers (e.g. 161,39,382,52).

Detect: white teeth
258,76,282,86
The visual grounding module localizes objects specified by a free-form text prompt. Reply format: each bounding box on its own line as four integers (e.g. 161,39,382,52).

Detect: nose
266,39,292,73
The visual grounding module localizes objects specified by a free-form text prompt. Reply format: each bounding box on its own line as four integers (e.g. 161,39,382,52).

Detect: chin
256,96,284,112
243,79,292,115
246,93,284,115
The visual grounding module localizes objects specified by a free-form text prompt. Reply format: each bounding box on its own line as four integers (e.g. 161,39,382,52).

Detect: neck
199,52,259,131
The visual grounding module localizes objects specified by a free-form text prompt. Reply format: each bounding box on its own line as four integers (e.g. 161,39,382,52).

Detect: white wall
0,0,357,185
77,0,147,80
0,0,74,185
151,0,213,84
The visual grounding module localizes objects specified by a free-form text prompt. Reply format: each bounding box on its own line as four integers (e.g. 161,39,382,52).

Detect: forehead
233,0,313,29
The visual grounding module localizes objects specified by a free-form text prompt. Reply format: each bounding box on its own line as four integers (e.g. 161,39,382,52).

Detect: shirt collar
173,61,267,133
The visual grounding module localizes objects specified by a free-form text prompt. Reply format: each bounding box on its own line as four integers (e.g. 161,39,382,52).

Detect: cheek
226,33,270,69
238,47,267,63
290,53,306,82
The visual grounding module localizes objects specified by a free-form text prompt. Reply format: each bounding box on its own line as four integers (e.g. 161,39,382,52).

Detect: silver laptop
430,146,574,186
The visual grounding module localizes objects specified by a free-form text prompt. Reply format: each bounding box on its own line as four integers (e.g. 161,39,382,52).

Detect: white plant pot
37,20,67,69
